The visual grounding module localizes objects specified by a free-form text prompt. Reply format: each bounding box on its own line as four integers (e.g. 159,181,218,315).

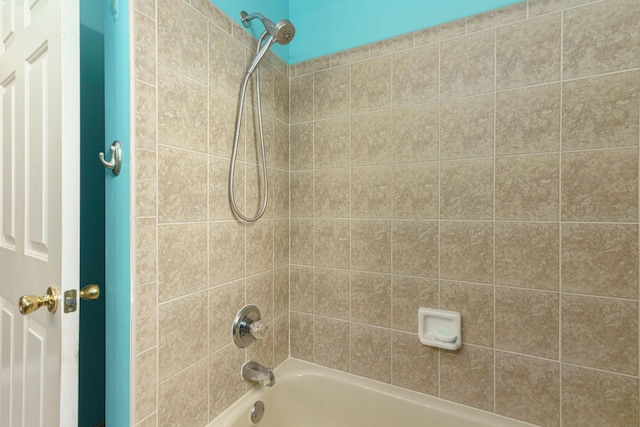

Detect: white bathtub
207,359,535,427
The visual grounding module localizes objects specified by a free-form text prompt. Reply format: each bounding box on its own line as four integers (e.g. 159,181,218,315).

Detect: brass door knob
80,284,100,301
19,286,59,315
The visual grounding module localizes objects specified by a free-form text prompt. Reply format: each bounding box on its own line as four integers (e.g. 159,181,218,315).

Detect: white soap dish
418,307,462,350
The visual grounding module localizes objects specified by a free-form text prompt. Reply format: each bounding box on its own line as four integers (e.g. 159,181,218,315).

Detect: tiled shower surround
130,0,640,426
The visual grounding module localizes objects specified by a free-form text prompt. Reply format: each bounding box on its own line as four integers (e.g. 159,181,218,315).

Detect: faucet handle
250,320,269,339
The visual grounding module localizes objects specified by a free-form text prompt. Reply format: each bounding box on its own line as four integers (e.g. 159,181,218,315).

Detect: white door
0,0,79,426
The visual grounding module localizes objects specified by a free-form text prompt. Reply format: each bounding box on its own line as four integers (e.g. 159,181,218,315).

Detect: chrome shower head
270,19,295,45
240,11,296,45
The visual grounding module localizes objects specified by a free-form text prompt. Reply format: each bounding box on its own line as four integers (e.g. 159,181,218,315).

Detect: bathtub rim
207,357,538,427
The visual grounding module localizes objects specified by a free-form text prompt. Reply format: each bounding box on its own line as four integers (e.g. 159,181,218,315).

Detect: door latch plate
64,290,77,313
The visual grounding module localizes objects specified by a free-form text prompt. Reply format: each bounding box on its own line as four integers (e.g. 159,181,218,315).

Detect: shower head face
272,19,295,45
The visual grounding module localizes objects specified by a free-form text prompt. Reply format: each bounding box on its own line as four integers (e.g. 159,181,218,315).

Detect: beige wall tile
272,169,290,220
158,359,208,427
210,156,241,221
209,90,241,159
440,95,494,160
314,117,351,168
209,280,244,353
440,30,495,100
158,146,207,223
315,168,351,218
392,104,439,163
563,0,640,79
466,2,526,33
562,295,638,375
246,271,274,322
440,281,494,347
274,267,289,317
209,221,245,286
290,312,314,361
290,219,313,265
209,24,245,97
290,265,313,314
274,71,290,122
440,221,493,284
157,0,207,84
295,56,330,76
273,219,289,267
158,223,208,302
290,171,313,218
562,365,639,427
314,66,351,120
290,74,314,124
134,217,157,286
393,163,439,220
134,0,155,19
391,331,438,395
563,71,640,151
392,44,439,108
158,291,208,382
351,324,391,383
496,13,561,91
134,81,157,152
528,0,596,17
315,317,350,371
496,352,560,427
134,10,156,84
496,83,561,156
351,56,392,114
351,271,392,328
135,413,157,427
496,153,559,221
562,223,638,299
370,33,414,57
351,111,393,166
191,0,231,33
440,158,494,220
495,222,559,291
331,45,370,67
351,220,392,273
496,287,559,359
273,314,289,366
246,220,274,276
392,277,438,333
157,65,207,153
440,345,494,411
290,123,314,170
392,221,439,278
314,219,350,269
351,166,392,219
135,283,157,354
209,346,246,420
414,19,465,46
561,148,638,222
314,268,350,320
273,119,289,171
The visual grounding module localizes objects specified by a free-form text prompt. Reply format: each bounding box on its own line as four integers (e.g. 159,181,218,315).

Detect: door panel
0,0,79,425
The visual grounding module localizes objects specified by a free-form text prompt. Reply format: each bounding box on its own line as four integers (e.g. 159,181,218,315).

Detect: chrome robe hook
99,141,122,176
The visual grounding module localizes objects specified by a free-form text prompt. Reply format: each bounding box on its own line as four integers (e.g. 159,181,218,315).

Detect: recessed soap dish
418,307,462,350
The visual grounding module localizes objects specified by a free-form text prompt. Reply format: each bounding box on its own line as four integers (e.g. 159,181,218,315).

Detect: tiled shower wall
288,0,640,426
130,0,290,425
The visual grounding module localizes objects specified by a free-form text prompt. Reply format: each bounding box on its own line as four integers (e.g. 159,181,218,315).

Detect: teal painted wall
104,0,131,424
211,0,522,64
79,0,106,425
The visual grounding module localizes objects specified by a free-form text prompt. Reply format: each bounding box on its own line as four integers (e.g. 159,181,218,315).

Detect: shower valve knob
250,320,269,339
233,305,267,348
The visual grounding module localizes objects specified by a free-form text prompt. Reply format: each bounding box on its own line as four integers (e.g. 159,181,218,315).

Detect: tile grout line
559,9,564,427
